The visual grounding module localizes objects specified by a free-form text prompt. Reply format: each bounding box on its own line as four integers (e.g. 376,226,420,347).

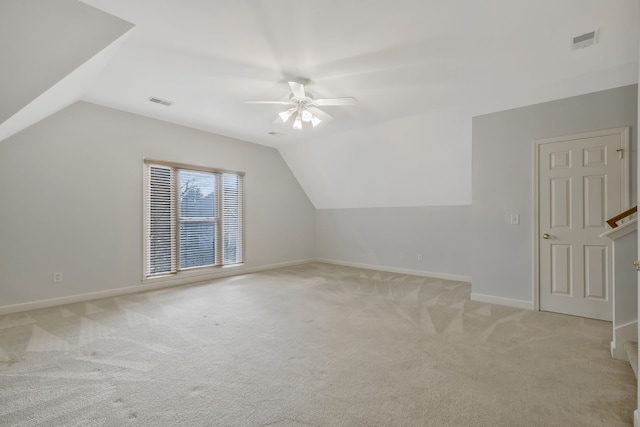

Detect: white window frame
144,160,244,279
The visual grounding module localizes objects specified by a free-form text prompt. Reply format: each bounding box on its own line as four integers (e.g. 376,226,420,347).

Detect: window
144,160,244,278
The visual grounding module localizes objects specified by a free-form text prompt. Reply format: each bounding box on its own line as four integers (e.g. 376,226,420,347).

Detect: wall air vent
148,96,173,106
571,30,598,50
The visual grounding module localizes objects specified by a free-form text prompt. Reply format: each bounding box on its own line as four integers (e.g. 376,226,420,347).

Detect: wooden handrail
606,206,637,228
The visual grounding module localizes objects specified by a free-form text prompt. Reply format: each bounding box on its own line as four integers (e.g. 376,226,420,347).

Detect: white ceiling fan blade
289,81,306,99
307,106,333,122
312,97,357,106
244,100,292,105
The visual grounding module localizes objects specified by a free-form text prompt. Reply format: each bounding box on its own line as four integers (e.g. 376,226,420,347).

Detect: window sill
142,263,245,285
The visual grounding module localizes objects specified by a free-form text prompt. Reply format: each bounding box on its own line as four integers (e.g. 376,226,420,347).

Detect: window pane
223,173,243,264
179,169,216,269
180,222,216,269
148,166,173,275
179,170,215,218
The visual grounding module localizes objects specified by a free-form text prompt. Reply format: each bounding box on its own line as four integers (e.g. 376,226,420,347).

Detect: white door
538,128,629,321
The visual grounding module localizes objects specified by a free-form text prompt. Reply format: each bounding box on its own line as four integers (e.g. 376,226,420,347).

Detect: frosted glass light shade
279,108,296,122
293,114,302,130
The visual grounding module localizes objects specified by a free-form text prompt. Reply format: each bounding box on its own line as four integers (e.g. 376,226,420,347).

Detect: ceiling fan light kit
245,81,357,130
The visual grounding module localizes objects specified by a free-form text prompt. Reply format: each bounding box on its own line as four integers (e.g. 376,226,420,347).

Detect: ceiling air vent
148,96,173,106
571,30,598,50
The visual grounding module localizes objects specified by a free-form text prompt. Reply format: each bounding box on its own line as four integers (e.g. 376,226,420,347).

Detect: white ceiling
72,0,639,208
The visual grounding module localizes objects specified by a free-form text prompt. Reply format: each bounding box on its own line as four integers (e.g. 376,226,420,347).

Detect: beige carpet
0,262,635,426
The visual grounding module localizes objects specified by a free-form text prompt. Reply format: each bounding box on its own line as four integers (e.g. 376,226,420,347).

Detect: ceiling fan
244,81,357,130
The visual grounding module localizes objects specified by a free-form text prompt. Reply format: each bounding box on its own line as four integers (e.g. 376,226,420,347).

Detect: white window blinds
145,161,244,278
222,173,243,265
147,165,175,276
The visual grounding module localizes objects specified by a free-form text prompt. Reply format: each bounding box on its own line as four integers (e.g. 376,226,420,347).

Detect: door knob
542,233,551,239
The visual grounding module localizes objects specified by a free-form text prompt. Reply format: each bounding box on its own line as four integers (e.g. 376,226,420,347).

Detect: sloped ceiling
6,1,640,208
0,0,134,142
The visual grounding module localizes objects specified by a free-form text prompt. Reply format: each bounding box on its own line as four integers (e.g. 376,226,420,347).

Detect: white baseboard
314,258,472,283
470,292,534,310
0,259,314,316
612,321,638,361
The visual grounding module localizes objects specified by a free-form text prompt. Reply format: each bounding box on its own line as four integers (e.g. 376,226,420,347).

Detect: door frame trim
532,127,630,312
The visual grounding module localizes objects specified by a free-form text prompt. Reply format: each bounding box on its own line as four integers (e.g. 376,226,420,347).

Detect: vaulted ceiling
2,0,638,208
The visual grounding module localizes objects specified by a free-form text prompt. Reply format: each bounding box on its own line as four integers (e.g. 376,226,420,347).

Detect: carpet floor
0,262,636,426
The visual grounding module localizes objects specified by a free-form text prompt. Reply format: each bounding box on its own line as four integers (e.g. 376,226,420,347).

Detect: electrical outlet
53,272,63,283
417,253,423,261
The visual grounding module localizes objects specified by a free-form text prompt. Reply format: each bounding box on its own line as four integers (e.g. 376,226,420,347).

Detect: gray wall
472,84,638,303
316,206,472,279
0,101,316,308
